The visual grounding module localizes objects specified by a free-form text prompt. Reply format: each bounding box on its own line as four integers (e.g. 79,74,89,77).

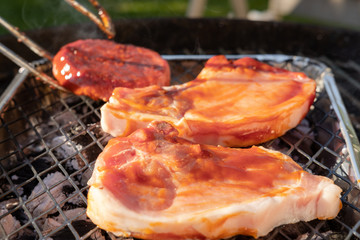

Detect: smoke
18,0,96,32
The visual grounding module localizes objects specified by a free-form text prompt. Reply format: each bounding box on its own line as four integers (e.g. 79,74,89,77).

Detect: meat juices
100,55,316,147
52,39,170,101
87,121,342,240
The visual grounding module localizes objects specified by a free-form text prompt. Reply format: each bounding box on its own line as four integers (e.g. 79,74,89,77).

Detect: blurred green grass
0,0,268,35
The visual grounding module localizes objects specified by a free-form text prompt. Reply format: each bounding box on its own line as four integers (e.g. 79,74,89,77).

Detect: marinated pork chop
100,56,316,147
87,121,342,240
52,39,170,101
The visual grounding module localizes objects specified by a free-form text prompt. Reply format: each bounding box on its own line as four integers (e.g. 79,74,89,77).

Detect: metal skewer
64,0,116,39
0,16,54,61
0,16,69,112
0,0,115,97
0,0,116,62
0,42,68,92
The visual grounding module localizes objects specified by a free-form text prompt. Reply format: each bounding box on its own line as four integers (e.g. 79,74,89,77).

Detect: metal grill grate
0,55,359,240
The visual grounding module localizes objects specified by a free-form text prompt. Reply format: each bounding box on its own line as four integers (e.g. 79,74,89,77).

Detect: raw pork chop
100,55,316,147
87,121,342,240
52,39,170,101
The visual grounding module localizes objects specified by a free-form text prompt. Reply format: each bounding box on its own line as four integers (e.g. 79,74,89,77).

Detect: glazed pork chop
52,39,170,101
100,55,316,147
87,121,342,240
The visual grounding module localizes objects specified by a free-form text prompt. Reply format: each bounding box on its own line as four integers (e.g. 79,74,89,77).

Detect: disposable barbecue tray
0,54,359,240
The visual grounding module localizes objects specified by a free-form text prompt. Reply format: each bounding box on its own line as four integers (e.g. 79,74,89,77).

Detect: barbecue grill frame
0,54,359,240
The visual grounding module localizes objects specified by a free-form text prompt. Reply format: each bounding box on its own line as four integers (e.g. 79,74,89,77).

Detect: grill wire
0,56,359,240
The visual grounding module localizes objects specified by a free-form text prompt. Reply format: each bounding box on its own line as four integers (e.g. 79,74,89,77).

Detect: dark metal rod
0,42,68,92
0,67,28,113
0,16,53,61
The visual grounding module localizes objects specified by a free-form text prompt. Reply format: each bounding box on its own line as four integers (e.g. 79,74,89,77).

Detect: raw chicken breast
87,121,342,240
100,56,316,147
52,39,170,101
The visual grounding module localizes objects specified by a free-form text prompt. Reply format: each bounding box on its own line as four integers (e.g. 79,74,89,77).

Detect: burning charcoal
88,123,112,146
26,172,71,218
337,204,360,229
286,119,316,159
296,119,313,137
64,158,81,172
65,193,86,207
54,111,78,127
78,144,103,166
42,208,87,235
91,230,107,240
297,231,347,240
4,199,19,210
42,217,62,235
275,221,313,239
0,208,21,239
0,152,22,172
0,199,35,240
48,220,99,240
61,208,86,222
51,136,81,159
223,235,254,240
266,138,291,154
0,110,27,159
22,140,46,158
347,186,360,209
80,168,93,187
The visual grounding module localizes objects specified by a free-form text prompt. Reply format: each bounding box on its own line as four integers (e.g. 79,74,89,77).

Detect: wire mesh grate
0,55,359,240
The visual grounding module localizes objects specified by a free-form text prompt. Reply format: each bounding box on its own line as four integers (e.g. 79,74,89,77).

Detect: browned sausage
52,39,170,101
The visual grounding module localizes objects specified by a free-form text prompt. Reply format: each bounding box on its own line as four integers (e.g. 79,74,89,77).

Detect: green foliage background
0,0,268,35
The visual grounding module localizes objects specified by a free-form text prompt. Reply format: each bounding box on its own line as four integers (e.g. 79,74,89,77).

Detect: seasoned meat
100,56,316,147
52,39,170,101
87,121,342,240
